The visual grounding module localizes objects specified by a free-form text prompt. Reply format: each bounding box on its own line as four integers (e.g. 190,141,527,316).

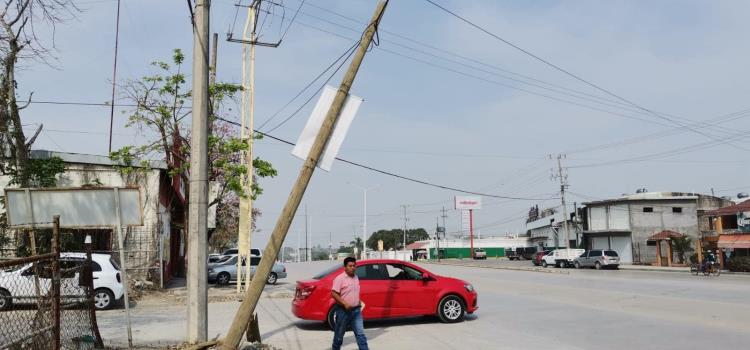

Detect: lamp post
348,182,379,260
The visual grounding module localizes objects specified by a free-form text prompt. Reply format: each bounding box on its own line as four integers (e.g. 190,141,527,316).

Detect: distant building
525,205,582,250
582,192,732,264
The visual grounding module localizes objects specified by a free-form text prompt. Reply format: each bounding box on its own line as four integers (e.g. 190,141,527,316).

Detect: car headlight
207,269,214,273
464,284,474,292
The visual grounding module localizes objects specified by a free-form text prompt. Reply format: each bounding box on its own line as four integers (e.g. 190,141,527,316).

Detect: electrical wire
258,40,360,132
422,0,747,151
222,116,557,201
279,0,305,42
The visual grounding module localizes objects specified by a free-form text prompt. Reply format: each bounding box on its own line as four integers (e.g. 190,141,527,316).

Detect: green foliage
366,228,429,251
110,48,277,209
727,256,750,272
7,156,65,188
670,236,694,264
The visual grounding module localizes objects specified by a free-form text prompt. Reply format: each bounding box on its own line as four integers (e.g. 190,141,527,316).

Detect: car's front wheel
437,295,465,323
574,261,581,269
0,289,12,311
542,261,548,268
94,288,115,310
217,272,231,285
267,272,278,285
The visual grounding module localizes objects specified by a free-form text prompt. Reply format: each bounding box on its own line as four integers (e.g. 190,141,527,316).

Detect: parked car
292,259,478,329
208,254,222,264
208,255,287,285
472,248,487,260
0,252,124,311
506,247,536,260
574,250,620,270
541,249,585,268
532,250,552,266
221,248,261,257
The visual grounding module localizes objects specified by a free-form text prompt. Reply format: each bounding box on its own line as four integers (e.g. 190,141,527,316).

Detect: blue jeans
332,305,368,350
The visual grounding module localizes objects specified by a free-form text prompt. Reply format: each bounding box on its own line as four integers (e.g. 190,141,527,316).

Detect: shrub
727,256,750,272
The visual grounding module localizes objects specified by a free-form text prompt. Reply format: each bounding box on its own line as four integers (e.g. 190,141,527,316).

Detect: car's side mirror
421,272,432,281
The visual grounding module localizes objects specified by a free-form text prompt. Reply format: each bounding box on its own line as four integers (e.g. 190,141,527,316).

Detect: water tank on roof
738,192,749,199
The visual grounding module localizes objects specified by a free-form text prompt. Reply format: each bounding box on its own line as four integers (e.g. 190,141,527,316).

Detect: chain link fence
0,225,103,350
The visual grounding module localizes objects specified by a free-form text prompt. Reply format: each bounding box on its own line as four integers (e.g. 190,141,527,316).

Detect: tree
0,1,78,187
671,236,693,264
366,228,429,251
110,49,276,242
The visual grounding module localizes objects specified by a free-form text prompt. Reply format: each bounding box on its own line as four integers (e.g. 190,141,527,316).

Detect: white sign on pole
454,196,482,210
291,85,363,171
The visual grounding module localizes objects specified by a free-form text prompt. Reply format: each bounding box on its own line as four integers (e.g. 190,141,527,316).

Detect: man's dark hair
343,257,356,266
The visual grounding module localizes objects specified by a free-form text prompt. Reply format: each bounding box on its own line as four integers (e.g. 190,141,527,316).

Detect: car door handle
389,285,399,289
93,277,99,280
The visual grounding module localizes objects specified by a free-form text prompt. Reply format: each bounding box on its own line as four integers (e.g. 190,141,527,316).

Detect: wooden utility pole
218,2,389,348
187,0,210,343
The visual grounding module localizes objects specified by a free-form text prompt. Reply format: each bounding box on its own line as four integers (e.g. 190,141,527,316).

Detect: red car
292,259,478,328
533,250,552,266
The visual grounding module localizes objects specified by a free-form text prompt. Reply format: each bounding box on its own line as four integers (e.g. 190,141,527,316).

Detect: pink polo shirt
332,272,360,308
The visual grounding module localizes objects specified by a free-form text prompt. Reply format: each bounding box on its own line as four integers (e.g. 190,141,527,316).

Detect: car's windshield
313,264,341,280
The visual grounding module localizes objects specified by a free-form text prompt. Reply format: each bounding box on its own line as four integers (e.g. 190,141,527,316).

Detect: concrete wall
629,200,698,263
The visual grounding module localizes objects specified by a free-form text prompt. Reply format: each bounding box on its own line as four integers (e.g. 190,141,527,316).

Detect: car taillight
283,267,287,273
116,272,121,283
296,285,315,300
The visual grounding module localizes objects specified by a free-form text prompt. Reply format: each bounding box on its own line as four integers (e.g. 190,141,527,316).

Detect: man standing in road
331,257,368,350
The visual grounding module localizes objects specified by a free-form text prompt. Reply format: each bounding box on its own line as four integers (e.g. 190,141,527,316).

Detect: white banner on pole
292,85,363,171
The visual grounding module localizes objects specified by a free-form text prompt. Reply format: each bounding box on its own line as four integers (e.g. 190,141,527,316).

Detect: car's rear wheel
0,289,12,311
267,272,278,285
326,307,337,331
217,272,231,285
542,261,548,268
595,262,602,270
437,295,465,323
94,288,115,310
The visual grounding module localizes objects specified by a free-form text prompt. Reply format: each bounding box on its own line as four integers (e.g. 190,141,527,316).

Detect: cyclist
701,250,716,273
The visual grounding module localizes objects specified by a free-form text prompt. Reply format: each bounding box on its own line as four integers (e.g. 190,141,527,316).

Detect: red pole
469,209,474,259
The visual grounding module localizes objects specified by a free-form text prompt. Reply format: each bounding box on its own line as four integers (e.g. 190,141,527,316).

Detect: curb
421,261,570,275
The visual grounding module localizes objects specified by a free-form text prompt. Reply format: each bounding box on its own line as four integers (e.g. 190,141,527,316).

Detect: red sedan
292,259,478,328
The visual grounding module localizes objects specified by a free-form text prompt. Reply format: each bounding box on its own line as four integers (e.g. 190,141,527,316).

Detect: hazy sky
17,0,750,249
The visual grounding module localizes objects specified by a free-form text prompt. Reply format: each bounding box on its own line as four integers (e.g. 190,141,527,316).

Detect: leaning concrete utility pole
187,0,210,343
219,2,388,348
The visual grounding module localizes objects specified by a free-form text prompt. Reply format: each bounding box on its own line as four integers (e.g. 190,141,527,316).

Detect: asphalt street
96,260,750,349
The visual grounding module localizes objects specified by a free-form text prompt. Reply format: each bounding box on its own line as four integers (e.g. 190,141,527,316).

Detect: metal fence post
85,235,104,348
51,215,61,350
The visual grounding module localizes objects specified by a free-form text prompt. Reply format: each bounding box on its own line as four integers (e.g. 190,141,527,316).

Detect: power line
422,0,747,150
220,116,556,201
262,40,359,133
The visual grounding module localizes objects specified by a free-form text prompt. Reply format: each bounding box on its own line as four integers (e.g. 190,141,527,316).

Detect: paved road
97,260,750,349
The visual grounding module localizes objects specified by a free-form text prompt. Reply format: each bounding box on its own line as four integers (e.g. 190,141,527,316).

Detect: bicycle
690,261,721,276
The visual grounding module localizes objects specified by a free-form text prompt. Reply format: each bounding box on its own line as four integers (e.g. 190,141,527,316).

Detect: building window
643,207,654,213
672,207,682,213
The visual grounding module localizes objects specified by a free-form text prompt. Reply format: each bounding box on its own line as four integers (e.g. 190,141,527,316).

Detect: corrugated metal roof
718,234,750,249
706,200,750,216
30,150,167,170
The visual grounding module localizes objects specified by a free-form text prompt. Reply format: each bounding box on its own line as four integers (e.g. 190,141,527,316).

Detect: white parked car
0,252,124,311
541,249,586,268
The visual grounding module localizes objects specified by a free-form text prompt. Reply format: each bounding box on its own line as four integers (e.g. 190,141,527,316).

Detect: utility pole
220,3,388,347
305,205,309,262
440,206,448,261
329,232,332,261
402,205,409,255
187,0,210,344
107,0,121,154
210,32,218,85
553,154,571,255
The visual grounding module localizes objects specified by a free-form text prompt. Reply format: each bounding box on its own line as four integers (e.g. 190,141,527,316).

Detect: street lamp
348,182,379,260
